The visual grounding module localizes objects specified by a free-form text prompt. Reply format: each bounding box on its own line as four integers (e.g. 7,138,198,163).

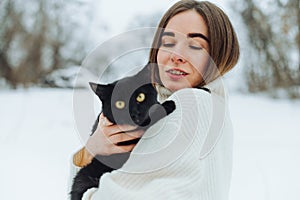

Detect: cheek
157,50,167,78
190,53,210,75
157,49,169,65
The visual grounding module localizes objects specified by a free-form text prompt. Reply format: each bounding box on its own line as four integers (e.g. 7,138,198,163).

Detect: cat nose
131,108,141,116
131,114,140,120
131,113,141,123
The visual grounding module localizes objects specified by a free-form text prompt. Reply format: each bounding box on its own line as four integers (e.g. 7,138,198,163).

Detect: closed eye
189,45,203,50
188,39,204,50
162,43,175,48
161,36,176,48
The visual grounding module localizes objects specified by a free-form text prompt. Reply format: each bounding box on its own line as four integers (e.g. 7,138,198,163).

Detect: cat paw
162,100,176,114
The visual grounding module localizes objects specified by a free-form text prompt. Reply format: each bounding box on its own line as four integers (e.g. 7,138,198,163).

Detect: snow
228,94,300,200
0,88,299,200
0,89,81,199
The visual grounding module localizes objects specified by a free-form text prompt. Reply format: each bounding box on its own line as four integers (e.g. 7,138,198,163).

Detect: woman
69,0,239,199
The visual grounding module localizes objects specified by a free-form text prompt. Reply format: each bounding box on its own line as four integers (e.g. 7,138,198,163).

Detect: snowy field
0,88,299,200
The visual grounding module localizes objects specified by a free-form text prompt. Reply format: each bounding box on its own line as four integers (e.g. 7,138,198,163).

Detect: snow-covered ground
0,88,299,200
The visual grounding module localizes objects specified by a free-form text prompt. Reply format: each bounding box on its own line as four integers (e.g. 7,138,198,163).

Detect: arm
68,114,145,200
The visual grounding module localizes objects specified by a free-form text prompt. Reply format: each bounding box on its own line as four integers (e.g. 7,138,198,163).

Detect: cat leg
146,101,176,126
161,100,176,115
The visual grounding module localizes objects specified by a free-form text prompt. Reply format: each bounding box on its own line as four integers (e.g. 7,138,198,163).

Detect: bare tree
0,0,91,88
233,0,299,98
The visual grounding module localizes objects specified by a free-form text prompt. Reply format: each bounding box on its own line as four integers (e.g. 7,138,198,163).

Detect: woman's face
157,10,210,91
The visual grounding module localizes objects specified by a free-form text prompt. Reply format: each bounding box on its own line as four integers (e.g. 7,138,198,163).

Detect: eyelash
162,43,175,47
189,45,203,50
161,43,203,50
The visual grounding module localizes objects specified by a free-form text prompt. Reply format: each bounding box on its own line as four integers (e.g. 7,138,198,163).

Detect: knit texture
68,77,233,200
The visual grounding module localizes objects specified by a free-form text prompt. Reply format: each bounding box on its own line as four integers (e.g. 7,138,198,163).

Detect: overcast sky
95,0,227,34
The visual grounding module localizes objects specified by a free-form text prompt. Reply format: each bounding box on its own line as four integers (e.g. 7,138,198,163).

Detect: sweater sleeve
88,88,223,200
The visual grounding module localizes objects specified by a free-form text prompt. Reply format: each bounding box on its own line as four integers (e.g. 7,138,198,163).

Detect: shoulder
167,88,213,112
171,87,211,97
165,87,228,129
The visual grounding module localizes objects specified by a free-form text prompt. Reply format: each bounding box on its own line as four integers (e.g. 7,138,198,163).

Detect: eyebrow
188,33,210,43
161,32,175,37
161,31,210,43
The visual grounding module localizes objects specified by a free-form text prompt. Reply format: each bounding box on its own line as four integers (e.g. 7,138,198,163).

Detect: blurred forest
232,0,300,98
0,0,299,98
0,0,96,88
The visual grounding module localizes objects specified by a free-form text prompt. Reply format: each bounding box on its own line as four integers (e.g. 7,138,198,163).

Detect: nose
131,109,141,120
170,51,186,64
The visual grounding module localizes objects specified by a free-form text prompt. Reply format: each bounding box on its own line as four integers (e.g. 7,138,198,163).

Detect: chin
160,76,191,92
163,82,185,92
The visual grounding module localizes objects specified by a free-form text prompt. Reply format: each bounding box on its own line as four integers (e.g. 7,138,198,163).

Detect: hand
85,113,144,158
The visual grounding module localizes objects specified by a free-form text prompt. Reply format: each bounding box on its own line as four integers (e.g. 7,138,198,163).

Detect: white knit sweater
68,77,233,200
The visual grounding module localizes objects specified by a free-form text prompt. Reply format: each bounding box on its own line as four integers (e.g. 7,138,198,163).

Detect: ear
89,82,113,100
89,82,98,93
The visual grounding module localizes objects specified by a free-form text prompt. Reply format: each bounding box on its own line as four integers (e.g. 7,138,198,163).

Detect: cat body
70,64,176,200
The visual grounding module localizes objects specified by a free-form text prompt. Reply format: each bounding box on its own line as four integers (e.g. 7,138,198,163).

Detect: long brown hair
149,0,240,86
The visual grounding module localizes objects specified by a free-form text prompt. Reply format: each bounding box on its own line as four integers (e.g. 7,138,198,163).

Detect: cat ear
89,82,98,93
89,82,113,100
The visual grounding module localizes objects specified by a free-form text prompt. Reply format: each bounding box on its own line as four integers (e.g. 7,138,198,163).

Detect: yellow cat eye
136,93,145,103
115,101,125,109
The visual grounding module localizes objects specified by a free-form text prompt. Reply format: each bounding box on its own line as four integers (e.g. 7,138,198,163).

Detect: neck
154,84,173,103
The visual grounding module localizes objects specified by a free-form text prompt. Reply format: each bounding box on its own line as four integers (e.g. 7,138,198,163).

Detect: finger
98,114,106,127
101,125,124,137
98,114,113,127
113,124,139,133
113,144,136,153
99,113,106,123
102,124,139,137
99,113,104,119
109,130,144,144
124,129,144,138
105,117,113,126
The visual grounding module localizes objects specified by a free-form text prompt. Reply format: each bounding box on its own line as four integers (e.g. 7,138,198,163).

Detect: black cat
70,64,176,200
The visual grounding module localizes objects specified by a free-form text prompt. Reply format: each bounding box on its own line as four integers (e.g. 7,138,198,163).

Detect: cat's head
89,80,158,126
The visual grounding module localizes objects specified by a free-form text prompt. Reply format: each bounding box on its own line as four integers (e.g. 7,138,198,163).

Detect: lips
166,68,188,75
165,68,189,81
168,69,187,75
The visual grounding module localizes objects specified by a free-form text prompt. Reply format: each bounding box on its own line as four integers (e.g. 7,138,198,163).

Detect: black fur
70,63,176,200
